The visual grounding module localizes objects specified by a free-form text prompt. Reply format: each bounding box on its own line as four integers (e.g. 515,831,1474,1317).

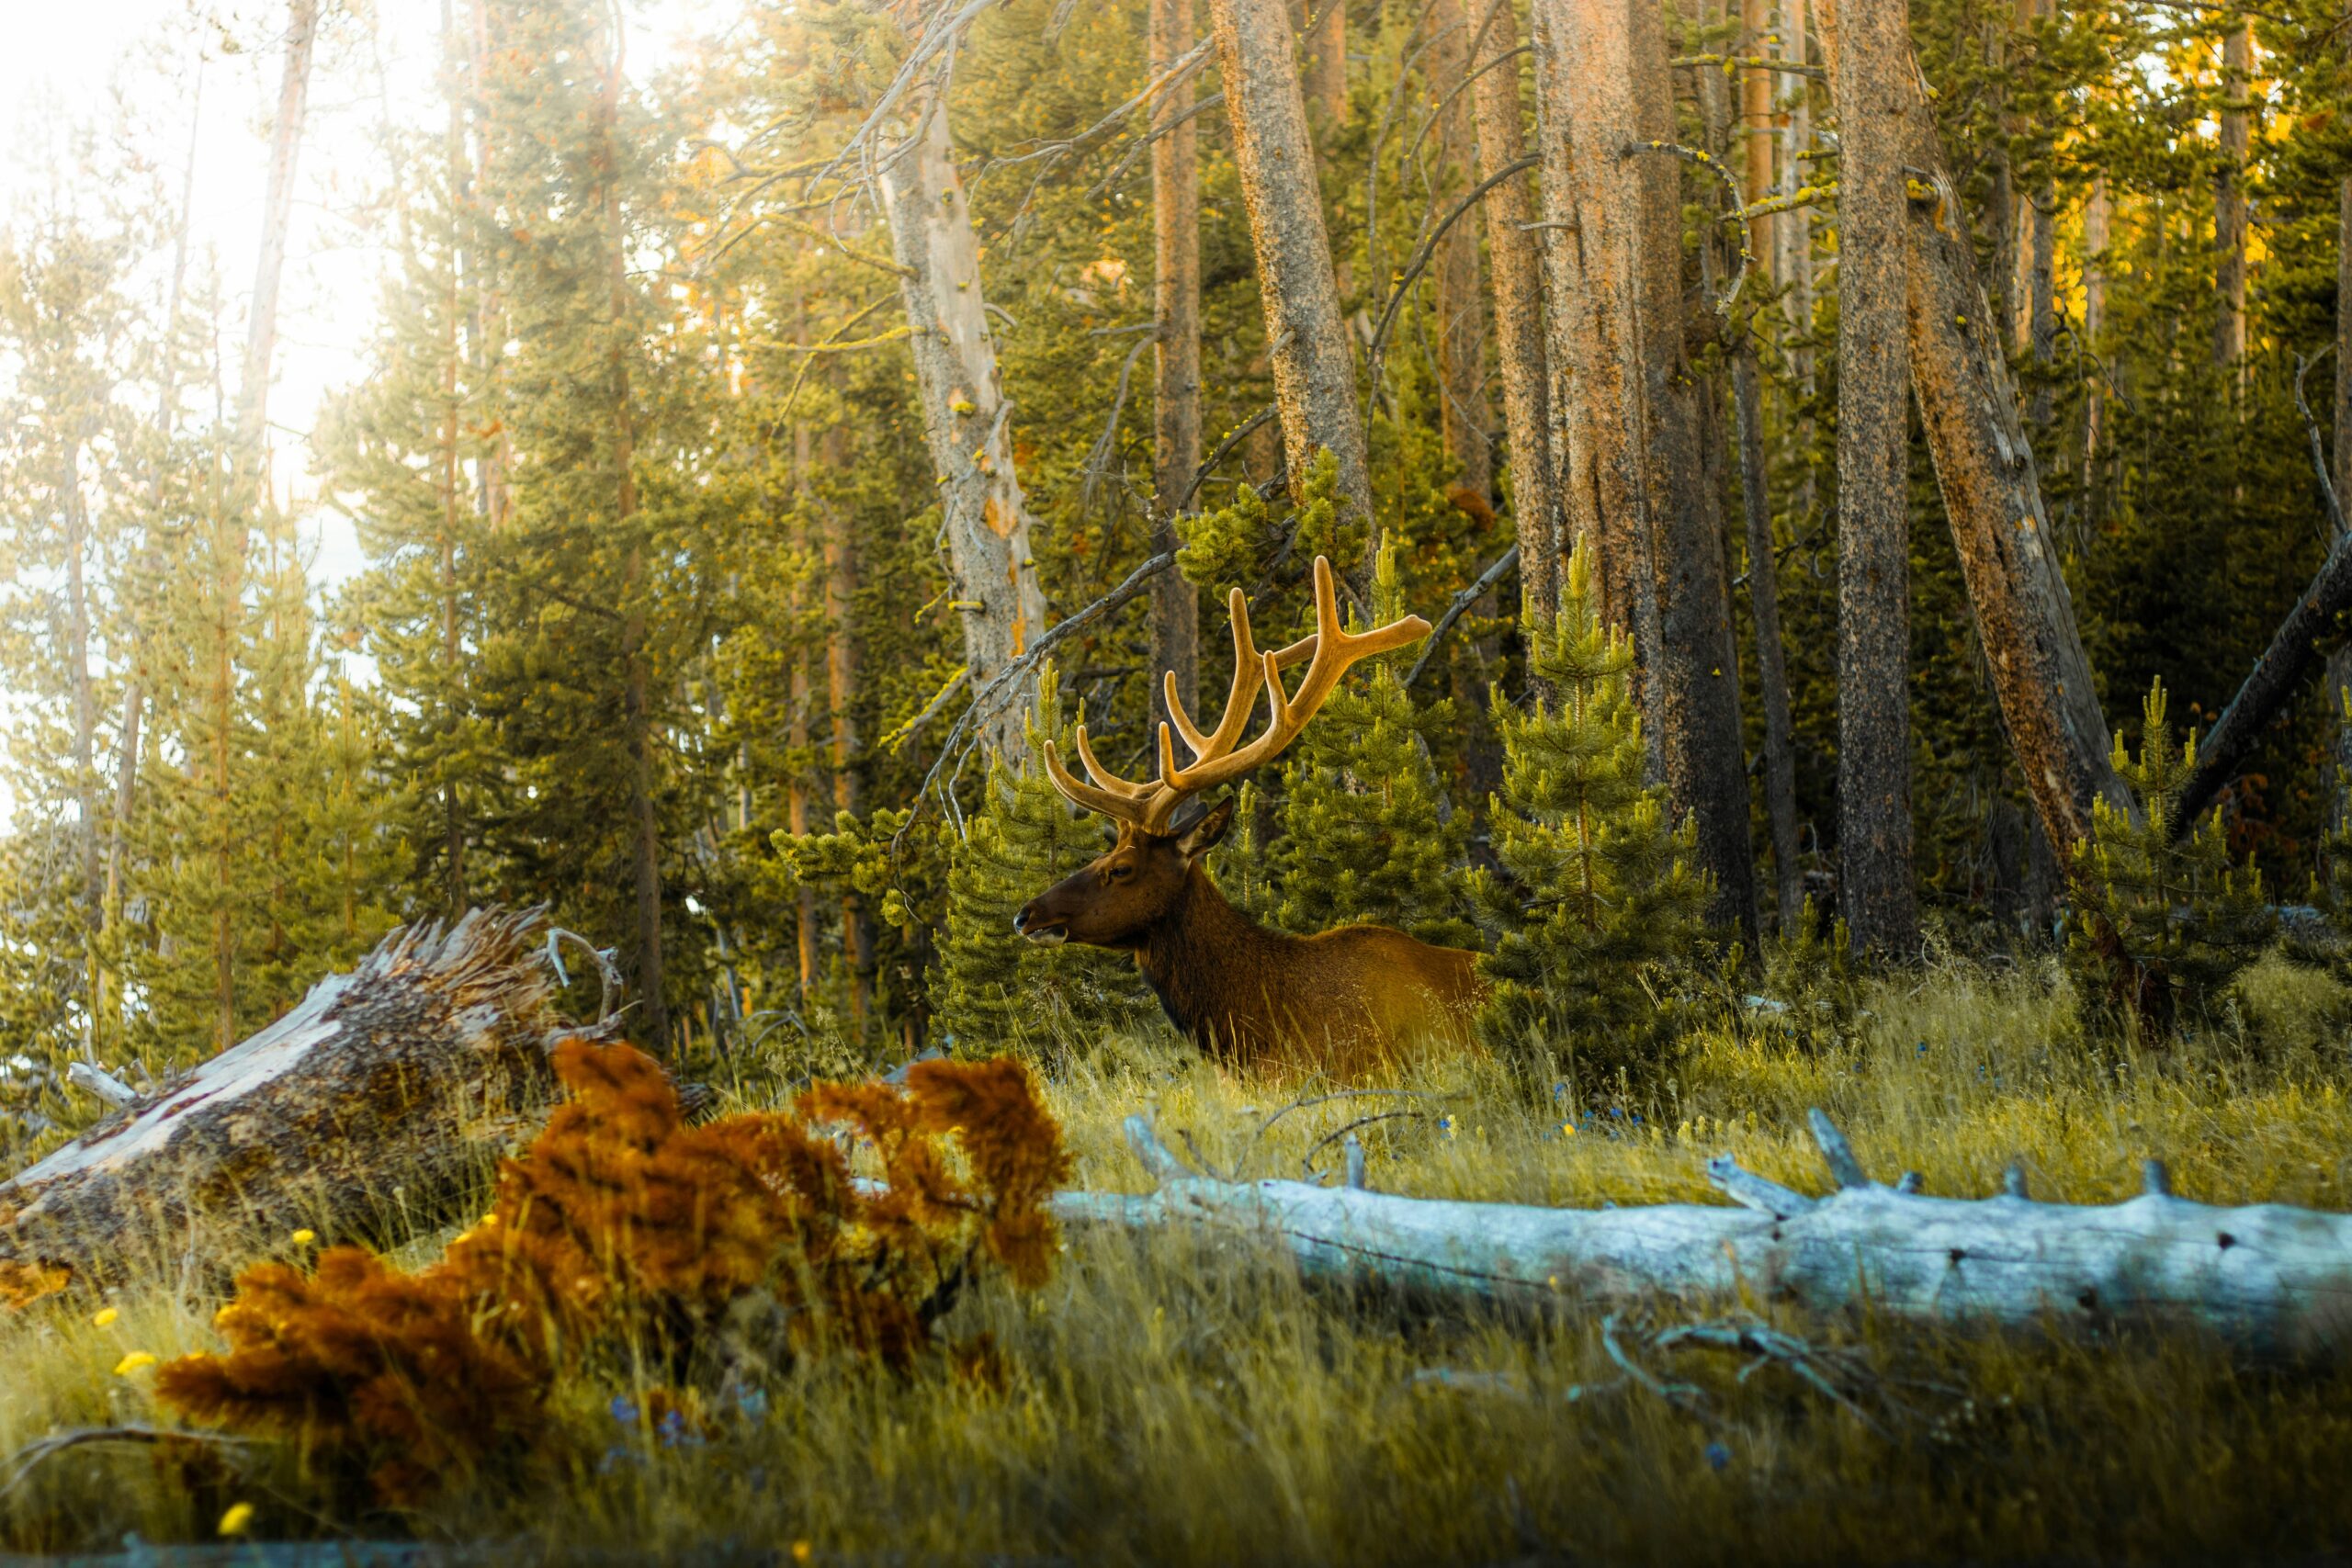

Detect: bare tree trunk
602,23,666,1056
877,45,1052,759
1151,0,1203,732
1735,345,1805,929
239,0,319,453
1061,1112,2352,1363
1981,15,2015,357
1633,0,1757,934
1831,0,1919,956
1775,0,1816,390
1,913,559,1299
2213,17,2252,381
1528,0,1666,753
789,422,820,999
2084,173,2110,486
1429,0,1493,502
1741,0,1775,285
2330,168,2352,818
820,428,872,1030
1210,0,1375,570
1466,0,1560,622
1826,16,2127,856
1300,0,1346,128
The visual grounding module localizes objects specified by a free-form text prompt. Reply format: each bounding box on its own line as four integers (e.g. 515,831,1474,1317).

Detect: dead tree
1,912,567,1304
1058,1112,2352,1360
876,7,1052,761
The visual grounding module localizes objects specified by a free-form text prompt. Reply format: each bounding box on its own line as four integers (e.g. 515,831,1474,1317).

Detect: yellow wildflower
113,1351,158,1376
218,1502,255,1538
91,1307,119,1328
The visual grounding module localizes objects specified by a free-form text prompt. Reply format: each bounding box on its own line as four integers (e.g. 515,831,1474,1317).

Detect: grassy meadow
9,953,2352,1563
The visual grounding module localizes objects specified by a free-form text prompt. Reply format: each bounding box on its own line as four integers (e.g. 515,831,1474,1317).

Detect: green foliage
1468,540,1713,1100
1266,536,1473,947
2066,680,2278,1026
930,665,1155,1057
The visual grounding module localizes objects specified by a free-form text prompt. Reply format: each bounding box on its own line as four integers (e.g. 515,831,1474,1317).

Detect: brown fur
1014,803,1485,1079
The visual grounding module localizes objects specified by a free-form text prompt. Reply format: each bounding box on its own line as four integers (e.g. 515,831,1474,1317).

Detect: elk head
1012,556,1430,953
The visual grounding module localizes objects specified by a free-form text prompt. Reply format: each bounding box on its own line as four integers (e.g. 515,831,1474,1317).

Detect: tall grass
8,955,2352,1562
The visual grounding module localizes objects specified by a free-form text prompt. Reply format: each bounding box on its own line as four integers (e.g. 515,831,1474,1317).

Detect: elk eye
1106,863,1133,883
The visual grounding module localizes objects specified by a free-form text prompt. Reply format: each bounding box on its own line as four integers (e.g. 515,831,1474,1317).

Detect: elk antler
1042,556,1430,834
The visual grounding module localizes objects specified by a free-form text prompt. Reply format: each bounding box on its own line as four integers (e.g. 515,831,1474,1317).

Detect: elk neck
1131,863,1292,1043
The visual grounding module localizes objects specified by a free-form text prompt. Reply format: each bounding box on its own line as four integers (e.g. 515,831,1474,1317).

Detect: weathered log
0,909,562,1303
1055,1111,2352,1360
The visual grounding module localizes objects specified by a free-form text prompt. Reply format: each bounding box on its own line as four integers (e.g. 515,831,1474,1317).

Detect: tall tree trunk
2328,166,2352,820
789,414,820,1000
1299,0,1346,128
1528,0,1666,764
2084,173,2110,489
1831,0,1920,955
1151,0,1203,733
1631,0,1757,933
1981,14,2015,356
1209,0,1376,571
820,428,872,1030
1736,344,1804,928
239,0,320,454
602,22,667,1056
876,32,1051,759
1465,0,1560,622
1428,0,1493,503
2213,17,2253,381
1741,0,1775,285
1775,0,1816,389
1818,11,2128,857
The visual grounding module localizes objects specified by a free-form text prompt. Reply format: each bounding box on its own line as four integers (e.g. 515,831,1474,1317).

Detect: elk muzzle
1012,897,1069,946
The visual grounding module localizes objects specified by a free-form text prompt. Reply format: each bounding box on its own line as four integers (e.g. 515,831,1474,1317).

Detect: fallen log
1055,1110,2352,1360
1,909,565,1304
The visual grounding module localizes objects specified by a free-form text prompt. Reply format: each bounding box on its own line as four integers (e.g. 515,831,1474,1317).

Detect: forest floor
10,953,2352,1563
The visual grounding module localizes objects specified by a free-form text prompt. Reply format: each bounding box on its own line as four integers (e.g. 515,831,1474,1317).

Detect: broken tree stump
1055,1111,2352,1359
1,909,568,1304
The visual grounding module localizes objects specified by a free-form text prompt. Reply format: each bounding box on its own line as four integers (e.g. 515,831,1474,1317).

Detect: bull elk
1013,557,1486,1078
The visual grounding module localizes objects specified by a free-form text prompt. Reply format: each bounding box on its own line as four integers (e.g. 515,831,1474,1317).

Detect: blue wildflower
1705,1441,1731,1472
609,1394,639,1426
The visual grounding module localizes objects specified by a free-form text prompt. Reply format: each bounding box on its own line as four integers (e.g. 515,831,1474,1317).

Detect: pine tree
1267,536,1474,946
1468,537,1713,1099
2067,678,2276,1026
932,665,1154,1057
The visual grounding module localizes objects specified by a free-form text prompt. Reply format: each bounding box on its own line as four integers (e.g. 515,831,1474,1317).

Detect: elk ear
1174,797,1235,862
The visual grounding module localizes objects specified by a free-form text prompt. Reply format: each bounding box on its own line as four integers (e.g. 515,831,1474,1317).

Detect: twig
1404,545,1520,689
1181,405,1279,511
1622,140,1750,315
1363,156,1543,417
1301,1111,1427,1181
1081,333,1160,517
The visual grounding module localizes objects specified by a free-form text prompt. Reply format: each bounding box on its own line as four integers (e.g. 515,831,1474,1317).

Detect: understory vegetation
7,954,2352,1562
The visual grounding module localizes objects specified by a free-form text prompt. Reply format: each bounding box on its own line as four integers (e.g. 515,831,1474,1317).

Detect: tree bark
1775,0,1816,391
2084,173,2110,486
1830,0,1920,955
1209,0,1376,565
2213,17,2252,380
1735,344,1804,929
238,0,320,454
0,913,560,1303
1151,0,1204,734
1740,0,1775,283
439,0,469,915
1299,0,1346,128
1827,17,2127,856
820,428,873,1030
1057,1113,2352,1362
1428,0,1493,503
1632,0,1757,933
1465,0,1560,623
2330,168,2352,821
1528,0,1666,757
878,42,1053,760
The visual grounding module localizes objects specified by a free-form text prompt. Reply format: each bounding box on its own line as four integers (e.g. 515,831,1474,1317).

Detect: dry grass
9,954,2352,1562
